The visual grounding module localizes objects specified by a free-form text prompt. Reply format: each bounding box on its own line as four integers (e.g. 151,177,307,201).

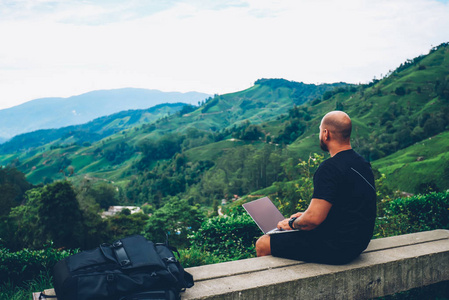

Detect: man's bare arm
277,198,332,231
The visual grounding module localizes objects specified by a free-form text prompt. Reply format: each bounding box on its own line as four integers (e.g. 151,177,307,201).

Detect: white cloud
0,0,448,109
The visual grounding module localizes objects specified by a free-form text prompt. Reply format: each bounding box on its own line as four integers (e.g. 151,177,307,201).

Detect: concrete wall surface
33,230,449,300
182,229,449,300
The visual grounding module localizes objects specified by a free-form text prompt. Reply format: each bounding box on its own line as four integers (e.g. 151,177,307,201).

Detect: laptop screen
243,197,285,234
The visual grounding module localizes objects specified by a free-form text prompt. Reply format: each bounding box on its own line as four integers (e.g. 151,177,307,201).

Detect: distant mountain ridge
0,88,211,142
0,102,188,155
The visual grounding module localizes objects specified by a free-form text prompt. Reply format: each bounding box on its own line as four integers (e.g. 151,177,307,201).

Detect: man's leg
256,234,271,256
269,231,325,262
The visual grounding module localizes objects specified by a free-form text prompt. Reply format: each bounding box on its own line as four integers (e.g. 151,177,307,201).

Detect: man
255,111,376,264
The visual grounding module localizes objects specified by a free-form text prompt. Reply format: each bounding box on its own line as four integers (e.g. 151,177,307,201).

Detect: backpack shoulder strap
183,270,194,289
39,292,58,299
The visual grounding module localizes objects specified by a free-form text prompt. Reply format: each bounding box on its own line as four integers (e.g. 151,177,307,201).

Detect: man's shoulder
321,150,368,173
332,149,368,163
316,156,343,177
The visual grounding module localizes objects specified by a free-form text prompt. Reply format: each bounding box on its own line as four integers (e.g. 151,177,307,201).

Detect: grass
372,131,449,193
288,133,324,161
0,271,53,300
184,139,250,162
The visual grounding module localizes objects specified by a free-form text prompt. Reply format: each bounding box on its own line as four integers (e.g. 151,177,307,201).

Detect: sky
0,0,449,110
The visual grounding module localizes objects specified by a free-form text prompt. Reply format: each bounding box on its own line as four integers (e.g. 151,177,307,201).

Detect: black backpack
51,235,194,300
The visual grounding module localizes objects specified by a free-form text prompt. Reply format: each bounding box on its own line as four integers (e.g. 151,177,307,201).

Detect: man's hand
277,212,304,230
290,212,303,218
277,218,292,230
277,198,332,231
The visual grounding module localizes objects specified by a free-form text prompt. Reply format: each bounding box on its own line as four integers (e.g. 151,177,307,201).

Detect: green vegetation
2,165,449,299
3,42,449,194
0,167,32,217
374,191,449,239
189,212,259,261
0,244,77,286
372,131,449,193
143,197,204,249
1,43,449,299
2,180,148,251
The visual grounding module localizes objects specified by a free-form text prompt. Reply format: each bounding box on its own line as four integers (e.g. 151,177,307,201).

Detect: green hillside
291,44,449,160
372,131,449,193
124,38,449,204
286,43,449,194
0,80,347,186
1,43,449,202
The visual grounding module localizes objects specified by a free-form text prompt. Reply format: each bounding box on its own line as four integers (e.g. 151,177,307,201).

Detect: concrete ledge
33,230,449,299
183,229,449,299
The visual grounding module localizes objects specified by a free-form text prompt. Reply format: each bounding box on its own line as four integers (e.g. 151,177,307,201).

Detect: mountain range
0,88,211,142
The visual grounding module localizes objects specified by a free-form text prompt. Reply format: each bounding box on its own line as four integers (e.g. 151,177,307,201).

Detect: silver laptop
243,197,295,234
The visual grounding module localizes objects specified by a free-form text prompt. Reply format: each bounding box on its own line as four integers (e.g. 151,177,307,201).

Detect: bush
178,248,222,268
374,191,449,238
144,197,204,249
189,213,260,261
394,86,406,96
389,191,449,231
0,244,77,286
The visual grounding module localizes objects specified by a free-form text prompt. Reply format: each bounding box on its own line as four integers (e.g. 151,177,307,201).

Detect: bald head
321,111,352,143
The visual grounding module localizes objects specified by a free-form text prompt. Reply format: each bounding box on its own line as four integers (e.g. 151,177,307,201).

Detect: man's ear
323,129,329,140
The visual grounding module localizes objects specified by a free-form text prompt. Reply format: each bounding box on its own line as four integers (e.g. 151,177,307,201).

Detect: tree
4,189,43,250
274,119,305,144
106,213,149,242
394,86,406,96
411,126,425,142
335,101,344,111
436,76,449,101
423,116,444,136
144,197,205,249
90,182,118,209
240,125,264,141
276,153,325,216
201,169,228,201
38,181,84,249
0,167,32,216
80,205,109,249
138,134,185,168
394,127,413,148
416,181,440,195
0,184,19,217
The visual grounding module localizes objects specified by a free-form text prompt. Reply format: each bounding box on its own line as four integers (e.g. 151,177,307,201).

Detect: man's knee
256,235,271,257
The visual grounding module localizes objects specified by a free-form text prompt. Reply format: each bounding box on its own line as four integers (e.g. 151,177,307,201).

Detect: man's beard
320,138,329,152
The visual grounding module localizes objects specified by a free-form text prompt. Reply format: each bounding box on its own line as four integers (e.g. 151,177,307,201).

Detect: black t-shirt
311,149,376,255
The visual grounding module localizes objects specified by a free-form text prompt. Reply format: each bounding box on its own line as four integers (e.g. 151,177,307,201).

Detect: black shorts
270,230,357,264
270,230,322,262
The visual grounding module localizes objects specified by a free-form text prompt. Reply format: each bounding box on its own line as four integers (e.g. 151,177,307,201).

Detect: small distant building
101,206,141,218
